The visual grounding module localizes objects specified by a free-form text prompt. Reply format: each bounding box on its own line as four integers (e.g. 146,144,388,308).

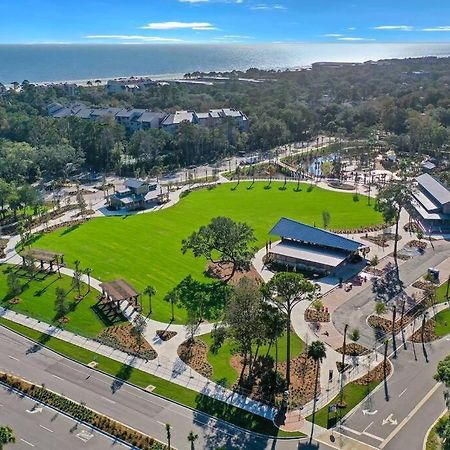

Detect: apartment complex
47,102,249,134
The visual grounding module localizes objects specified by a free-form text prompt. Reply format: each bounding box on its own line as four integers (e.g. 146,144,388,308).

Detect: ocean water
1,43,450,84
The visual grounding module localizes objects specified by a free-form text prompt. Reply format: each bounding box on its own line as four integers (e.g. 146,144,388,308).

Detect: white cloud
322,33,343,37
141,21,217,30
422,26,450,32
338,37,375,41
251,4,286,10
84,35,183,42
373,25,413,31
178,0,209,2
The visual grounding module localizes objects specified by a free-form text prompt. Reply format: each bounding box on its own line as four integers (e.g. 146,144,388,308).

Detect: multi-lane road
0,385,130,450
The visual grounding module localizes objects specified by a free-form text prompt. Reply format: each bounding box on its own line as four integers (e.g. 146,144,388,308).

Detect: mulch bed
206,262,263,286
230,353,318,407
389,252,411,260
177,338,213,378
361,233,400,248
365,266,384,277
354,361,392,385
335,343,368,356
408,240,427,250
331,223,390,235
336,361,352,373
156,330,177,341
409,319,438,343
412,280,436,290
304,308,330,323
96,324,157,360
367,314,412,335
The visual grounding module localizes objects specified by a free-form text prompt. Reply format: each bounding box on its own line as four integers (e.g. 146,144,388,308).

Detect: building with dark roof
410,174,450,233
268,218,366,276
109,179,169,211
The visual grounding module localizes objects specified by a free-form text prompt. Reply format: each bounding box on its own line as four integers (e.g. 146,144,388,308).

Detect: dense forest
1,56,450,185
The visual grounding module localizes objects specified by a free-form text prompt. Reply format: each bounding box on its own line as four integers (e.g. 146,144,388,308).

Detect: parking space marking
20,438,35,447
39,425,54,433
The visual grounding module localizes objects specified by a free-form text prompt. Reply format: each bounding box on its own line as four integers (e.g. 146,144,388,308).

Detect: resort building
268,217,367,276
109,178,169,211
47,103,249,134
410,174,450,234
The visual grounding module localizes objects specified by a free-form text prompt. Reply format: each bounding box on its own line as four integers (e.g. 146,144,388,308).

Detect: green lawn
426,413,448,450
199,330,304,387
434,309,450,337
28,182,383,323
0,265,119,338
0,317,301,438
307,380,381,429
436,281,449,304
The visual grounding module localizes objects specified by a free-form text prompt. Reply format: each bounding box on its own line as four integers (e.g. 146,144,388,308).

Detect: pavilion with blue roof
268,217,367,276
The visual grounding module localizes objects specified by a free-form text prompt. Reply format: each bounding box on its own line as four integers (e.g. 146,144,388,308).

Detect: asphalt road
338,337,448,449
333,242,450,348
0,385,130,450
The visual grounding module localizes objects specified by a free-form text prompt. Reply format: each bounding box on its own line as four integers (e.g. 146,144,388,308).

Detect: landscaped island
27,181,383,322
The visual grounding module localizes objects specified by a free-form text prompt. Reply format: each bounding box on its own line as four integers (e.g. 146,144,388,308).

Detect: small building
410,174,450,233
109,178,169,211
421,160,436,173
161,110,195,134
268,218,367,276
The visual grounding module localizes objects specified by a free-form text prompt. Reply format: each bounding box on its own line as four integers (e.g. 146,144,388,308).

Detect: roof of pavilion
99,279,139,301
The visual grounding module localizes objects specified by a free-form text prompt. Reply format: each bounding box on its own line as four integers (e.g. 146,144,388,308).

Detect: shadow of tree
110,360,135,394
193,393,272,449
26,331,52,354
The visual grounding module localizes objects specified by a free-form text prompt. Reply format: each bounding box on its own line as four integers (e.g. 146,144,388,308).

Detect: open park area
27,181,383,323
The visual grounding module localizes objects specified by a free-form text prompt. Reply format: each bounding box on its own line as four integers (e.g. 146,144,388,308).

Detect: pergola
22,248,64,271
97,279,141,320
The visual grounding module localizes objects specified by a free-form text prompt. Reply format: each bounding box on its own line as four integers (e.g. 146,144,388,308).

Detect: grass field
199,330,304,387
434,309,450,337
0,317,302,438
0,265,118,338
29,182,383,323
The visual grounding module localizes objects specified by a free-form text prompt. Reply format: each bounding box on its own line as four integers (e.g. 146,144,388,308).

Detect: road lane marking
340,425,361,435
52,374,64,381
39,425,54,433
380,382,442,449
101,396,116,404
26,407,43,414
362,431,384,442
20,438,35,447
7,355,19,361
156,421,165,426
362,421,374,433
398,388,408,398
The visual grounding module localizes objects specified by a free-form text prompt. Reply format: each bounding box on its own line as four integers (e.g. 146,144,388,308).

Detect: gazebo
22,248,64,271
97,279,141,320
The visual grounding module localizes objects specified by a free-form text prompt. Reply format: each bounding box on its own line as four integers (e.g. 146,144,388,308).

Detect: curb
422,409,447,450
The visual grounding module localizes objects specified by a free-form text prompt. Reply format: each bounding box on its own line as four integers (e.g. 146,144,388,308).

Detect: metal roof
270,217,363,252
417,174,450,206
270,241,348,267
124,178,145,189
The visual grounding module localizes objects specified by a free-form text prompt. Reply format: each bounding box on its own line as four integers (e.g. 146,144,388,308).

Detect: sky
2,0,450,44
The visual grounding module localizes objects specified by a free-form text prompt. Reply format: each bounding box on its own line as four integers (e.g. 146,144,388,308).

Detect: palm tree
308,340,327,443
375,301,387,316
165,291,177,322
84,267,93,292
165,423,172,450
187,431,198,450
0,425,15,448
144,285,156,316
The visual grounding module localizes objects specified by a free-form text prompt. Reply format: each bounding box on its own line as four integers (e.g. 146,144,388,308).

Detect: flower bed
361,233,400,248
335,343,368,356
304,308,330,323
0,372,166,450
156,330,177,341
96,324,157,360
410,319,438,343
412,280,436,290
331,223,390,235
354,361,391,385
178,338,213,378
365,266,384,277
408,240,427,250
